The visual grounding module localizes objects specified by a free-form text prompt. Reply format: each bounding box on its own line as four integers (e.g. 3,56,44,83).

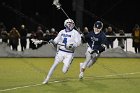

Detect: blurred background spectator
105,26,116,49
132,24,140,53
1,28,9,43
35,25,44,48
49,28,58,40
29,31,37,49
0,22,6,37
117,29,125,49
83,26,89,35
19,24,28,51
44,30,51,42
9,27,20,51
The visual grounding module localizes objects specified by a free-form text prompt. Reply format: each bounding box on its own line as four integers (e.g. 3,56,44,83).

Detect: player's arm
53,31,62,44
71,31,82,48
49,31,62,46
99,33,107,53
81,34,87,43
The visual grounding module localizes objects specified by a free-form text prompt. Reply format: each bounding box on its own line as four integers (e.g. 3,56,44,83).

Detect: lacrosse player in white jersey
43,18,81,84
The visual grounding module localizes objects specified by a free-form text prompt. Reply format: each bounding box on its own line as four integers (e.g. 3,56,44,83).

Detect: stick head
53,0,61,9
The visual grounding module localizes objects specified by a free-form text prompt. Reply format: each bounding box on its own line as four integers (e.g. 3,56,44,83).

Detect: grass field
0,58,140,93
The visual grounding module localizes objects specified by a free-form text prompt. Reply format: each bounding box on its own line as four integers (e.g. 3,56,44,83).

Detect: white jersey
54,29,81,53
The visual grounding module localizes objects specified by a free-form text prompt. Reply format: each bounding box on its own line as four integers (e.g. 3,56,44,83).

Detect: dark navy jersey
84,31,107,51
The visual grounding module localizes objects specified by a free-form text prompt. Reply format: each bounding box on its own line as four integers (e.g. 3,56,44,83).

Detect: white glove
48,39,57,47
65,43,75,50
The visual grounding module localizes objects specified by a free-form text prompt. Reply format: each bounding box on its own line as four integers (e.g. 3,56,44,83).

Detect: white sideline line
0,83,43,92
0,81,61,92
0,71,140,92
94,72,140,78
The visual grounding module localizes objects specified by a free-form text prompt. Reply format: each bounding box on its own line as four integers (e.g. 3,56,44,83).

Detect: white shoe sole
42,81,48,84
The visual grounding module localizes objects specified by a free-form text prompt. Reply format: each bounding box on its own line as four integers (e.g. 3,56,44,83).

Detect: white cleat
42,81,48,84
42,78,49,84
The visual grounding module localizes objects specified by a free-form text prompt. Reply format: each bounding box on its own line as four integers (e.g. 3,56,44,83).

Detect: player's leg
62,53,74,73
43,62,59,84
79,51,91,79
43,52,63,84
86,53,98,68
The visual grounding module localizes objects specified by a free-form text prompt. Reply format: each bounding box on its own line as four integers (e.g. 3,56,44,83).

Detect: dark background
0,0,139,33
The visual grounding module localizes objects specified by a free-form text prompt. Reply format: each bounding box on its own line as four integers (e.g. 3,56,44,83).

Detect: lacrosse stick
31,38,76,51
53,0,70,19
52,0,83,35
31,39,57,51
31,38,65,46
31,39,47,45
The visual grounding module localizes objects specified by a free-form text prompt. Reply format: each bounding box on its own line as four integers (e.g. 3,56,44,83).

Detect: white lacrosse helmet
64,18,75,31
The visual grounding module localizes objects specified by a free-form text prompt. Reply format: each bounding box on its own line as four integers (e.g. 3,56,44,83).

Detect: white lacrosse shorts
54,50,74,68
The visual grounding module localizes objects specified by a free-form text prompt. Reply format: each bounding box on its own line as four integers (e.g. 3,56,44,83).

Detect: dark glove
99,44,106,53
90,50,99,54
81,35,87,43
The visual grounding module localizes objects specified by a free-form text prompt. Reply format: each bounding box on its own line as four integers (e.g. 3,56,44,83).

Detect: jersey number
63,38,67,44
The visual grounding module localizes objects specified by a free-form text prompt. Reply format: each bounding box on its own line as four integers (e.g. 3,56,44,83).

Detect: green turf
0,58,140,93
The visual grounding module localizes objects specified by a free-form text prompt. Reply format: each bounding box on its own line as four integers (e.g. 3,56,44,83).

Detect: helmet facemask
64,19,75,31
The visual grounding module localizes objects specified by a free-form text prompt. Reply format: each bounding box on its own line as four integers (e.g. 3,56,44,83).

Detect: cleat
42,81,48,84
42,77,49,84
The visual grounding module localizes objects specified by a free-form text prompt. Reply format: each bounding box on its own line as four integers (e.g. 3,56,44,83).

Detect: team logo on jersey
61,34,71,37
91,36,98,41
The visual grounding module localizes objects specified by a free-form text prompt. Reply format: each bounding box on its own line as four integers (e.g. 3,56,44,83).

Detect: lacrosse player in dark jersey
79,21,107,79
